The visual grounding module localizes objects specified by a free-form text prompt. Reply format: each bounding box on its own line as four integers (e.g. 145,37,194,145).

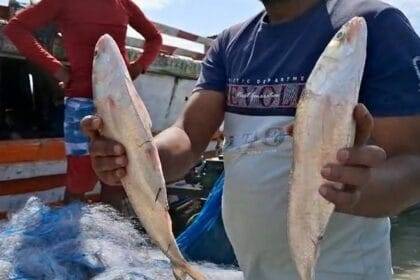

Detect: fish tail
172,262,207,280
172,265,187,280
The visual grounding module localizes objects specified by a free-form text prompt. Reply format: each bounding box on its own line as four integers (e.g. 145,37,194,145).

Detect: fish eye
336,31,344,40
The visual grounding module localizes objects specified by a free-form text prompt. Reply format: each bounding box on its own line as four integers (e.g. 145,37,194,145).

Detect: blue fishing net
177,174,238,266
0,197,242,280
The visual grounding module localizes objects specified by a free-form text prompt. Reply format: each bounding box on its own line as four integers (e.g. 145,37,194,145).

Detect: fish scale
92,34,206,280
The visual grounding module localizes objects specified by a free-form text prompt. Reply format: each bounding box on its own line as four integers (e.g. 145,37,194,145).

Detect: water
392,209,420,280
0,197,242,280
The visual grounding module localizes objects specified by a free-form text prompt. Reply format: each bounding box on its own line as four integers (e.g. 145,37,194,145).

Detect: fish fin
172,266,187,280
172,263,207,280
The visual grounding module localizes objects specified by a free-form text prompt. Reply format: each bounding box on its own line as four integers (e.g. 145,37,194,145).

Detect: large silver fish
288,17,368,280
92,34,206,280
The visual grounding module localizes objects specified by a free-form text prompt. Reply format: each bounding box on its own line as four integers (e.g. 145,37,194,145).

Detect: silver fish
288,17,368,280
92,34,207,280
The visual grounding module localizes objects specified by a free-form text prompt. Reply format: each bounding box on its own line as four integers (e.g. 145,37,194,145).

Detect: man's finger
92,156,128,172
321,164,372,187
337,146,387,167
81,115,102,140
115,168,126,179
354,104,374,146
319,184,361,210
97,170,125,186
90,138,125,157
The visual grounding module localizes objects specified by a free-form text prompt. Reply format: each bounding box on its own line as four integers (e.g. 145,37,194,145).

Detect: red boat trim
0,175,66,196
0,138,65,164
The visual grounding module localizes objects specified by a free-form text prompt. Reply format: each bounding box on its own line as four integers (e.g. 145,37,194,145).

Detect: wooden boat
0,4,223,220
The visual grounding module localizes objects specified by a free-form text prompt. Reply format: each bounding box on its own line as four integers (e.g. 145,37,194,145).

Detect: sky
135,0,420,37
134,0,263,37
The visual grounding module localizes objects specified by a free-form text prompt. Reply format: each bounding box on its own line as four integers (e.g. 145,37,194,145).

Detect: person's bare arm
81,90,225,186
157,91,225,182
320,114,420,217
362,116,420,215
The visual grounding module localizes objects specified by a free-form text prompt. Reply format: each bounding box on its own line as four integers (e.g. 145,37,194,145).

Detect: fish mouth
96,34,114,48
93,34,115,85
94,34,115,60
345,17,367,44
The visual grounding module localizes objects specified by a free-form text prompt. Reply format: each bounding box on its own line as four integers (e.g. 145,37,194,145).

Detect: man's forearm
374,155,420,215
155,126,202,183
151,90,224,184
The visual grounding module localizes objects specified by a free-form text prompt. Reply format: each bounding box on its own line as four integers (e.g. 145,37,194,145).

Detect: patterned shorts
64,97,95,156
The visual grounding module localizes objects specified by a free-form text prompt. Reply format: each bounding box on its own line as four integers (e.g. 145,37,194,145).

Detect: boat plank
0,175,66,196
0,160,67,181
0,139,65,164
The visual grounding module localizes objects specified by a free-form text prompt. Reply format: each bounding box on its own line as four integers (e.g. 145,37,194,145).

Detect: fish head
324,17,367,62
307,17,367,102
92,34,128,101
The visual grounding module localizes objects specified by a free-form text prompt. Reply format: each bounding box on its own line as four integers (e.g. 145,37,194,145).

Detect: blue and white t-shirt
194,0,420,279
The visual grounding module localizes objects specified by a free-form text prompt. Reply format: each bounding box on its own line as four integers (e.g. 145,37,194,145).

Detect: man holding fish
83,0,420,279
